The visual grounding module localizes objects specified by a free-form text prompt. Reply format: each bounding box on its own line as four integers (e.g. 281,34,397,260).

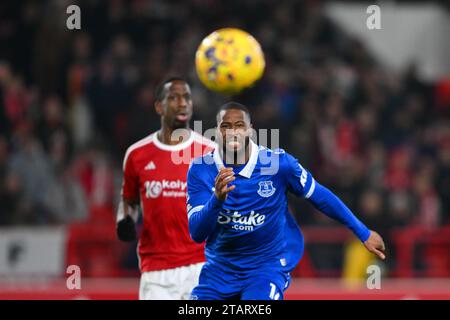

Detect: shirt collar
153,129,194,151
213,140,259,178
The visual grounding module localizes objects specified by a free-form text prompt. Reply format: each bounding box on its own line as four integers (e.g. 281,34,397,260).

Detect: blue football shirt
187,140,370,273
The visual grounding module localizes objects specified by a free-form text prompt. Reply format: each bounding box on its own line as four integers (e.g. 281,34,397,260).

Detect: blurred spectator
412,157,441,230
0,171,28,226
71,143,116,222
437,142,450,224
44,165,88,223
7,124,58,224
37,95,73,156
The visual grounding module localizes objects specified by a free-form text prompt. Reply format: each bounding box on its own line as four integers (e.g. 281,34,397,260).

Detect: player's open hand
363,230,386,260
214,167,236,201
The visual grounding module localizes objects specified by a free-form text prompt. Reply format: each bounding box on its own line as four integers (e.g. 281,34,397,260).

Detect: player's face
157,80,193,129
217,109,252,154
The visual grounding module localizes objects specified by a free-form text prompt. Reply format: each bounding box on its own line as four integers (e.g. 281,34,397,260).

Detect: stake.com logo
218,209,266,231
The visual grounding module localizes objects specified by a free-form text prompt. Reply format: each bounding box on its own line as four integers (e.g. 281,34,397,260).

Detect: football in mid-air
195,28,265,95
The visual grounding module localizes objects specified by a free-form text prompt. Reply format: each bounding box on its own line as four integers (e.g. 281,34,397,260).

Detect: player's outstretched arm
116,198,138,242
307,182,386,260
188,168,235,243
283,153,386,260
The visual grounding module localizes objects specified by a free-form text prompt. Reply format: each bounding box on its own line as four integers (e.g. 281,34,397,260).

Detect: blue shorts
191,262,291,300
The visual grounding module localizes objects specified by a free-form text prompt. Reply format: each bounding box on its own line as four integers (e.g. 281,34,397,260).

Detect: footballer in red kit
117,77,215,300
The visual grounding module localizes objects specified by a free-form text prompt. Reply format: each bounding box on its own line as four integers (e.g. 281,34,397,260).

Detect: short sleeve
284,153,316,199
121,150,139,201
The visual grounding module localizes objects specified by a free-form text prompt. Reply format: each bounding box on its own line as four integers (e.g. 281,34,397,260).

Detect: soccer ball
195,28,265,95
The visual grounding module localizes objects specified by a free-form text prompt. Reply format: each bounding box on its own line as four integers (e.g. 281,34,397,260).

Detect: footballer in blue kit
186,102,386,300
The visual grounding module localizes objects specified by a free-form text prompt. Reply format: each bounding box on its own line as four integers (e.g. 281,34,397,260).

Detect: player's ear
246,123,253,137
215,125,222,139
154,101,163,116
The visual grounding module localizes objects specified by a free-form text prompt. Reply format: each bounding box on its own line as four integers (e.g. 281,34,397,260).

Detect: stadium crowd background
0,0,449,280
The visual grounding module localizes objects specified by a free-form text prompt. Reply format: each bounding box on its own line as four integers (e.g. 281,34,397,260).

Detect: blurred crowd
0,0,449,274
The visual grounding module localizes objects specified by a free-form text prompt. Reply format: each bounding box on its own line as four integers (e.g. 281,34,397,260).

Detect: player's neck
158,126,191,146
221,144,251,167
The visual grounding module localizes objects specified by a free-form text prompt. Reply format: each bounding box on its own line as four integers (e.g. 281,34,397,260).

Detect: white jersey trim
153,130,194,151
123,133,155,171
192,131,217,150
305,178,316,199
187,205,205,219
212,139,259,178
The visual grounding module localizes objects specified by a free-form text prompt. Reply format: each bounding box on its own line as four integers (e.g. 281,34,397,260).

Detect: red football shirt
121,130,216,272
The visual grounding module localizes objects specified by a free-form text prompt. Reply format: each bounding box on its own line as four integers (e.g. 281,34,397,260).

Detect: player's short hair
154,76,189,102
216,101,251,123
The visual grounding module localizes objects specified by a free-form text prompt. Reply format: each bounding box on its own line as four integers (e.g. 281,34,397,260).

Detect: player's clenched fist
214,167,236,201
